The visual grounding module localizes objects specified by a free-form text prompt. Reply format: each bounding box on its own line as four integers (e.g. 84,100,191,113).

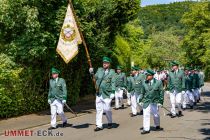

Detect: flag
56,4,82,63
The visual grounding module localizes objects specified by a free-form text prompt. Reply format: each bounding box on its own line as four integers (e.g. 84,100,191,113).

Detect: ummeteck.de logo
4,130,64,137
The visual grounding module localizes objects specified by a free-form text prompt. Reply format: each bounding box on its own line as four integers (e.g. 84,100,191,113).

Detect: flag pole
68,0,97,90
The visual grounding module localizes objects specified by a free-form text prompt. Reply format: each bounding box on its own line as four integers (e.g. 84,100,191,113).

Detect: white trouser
127,92,131,106
182,91,189,108
115,89,124,108
193,88,200,101
50,99,67,127
186,90,195,106
169,90,182,115
96,95,112,128
130,92,142,115
143,104,160,131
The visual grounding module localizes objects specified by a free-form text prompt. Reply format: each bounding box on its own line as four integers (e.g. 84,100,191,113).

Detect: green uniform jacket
192,73,200,89
48,78,67,102
95,68,115,99
127,76,132,93
114,72,127,90
140,78,164,109
130,73,145,95
168,69,185,93
185,74,193,91
198,72,204,87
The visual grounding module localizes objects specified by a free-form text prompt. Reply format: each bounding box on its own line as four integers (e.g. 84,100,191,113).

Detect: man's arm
62,79,67,101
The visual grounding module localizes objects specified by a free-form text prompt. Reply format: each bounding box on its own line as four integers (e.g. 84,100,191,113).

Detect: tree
181,2,210,67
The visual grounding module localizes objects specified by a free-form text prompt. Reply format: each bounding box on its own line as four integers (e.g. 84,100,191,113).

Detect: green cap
116,65,122,70
157,70,161,72
51,67,60,74
170,61,179,66
131,66,139,71
103,56,111,63
146,70,156,76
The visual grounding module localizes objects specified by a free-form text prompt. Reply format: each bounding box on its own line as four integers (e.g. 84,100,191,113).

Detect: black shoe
139,110,143,115
103,112,106,115
171,115,176,118
140,127,143,130
141,130,150,134
177,111,184,117
48,126,57,130
130,114,137,117
107,123,113,129
120,104,124,109
155,126,164,131
190,105,193,109
62,121,67,128
197,100,199,103
94,127,103,132
114,108,119,110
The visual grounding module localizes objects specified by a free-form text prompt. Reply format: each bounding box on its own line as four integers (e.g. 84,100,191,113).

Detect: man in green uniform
89,57,115,131
129,66,145,117
126,72,133,106
48,68,67,129
114,65,127,110
183,67,194,109
198,67,205,101
139,70,164,134
167,61,185,118
192,67,200,103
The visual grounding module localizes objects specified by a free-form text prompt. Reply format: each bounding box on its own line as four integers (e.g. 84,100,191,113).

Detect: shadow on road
197,91,210,140
72,123,94,129
103,123,120,129
197,91,210,111
57,123,73,128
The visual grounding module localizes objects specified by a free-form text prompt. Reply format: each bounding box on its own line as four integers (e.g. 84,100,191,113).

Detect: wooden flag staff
68,0,97,90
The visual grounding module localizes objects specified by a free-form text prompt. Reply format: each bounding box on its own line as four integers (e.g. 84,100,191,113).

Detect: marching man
114,65,127,110
126,72,133,106
89,56,115,131
129,66,145,117
167,61,185,118
192,68,200,103
139,70,164,134
48,67,68,129
183,67,194,109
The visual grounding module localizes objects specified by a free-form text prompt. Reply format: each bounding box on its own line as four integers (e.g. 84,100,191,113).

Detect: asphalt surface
1,83,210,140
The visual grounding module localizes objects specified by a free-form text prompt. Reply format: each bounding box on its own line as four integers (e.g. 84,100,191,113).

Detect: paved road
1,83,210,140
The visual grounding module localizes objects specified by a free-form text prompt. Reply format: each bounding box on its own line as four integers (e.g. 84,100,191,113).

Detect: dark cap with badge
103,56,111,63
131,66,140,71
116,65,122,70
170,61,179,66
51,67,60,74
145,70,156,76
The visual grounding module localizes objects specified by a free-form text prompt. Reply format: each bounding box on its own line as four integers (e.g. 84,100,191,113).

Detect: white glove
165,91,170,95
157,103,162,107
181,91,185,95
139,102,143,106
48,99,51,104
110,94,115,99
62,100,66,104
89,68,94,74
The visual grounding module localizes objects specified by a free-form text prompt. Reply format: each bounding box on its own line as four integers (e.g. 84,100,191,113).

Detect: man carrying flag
89,57,116,131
